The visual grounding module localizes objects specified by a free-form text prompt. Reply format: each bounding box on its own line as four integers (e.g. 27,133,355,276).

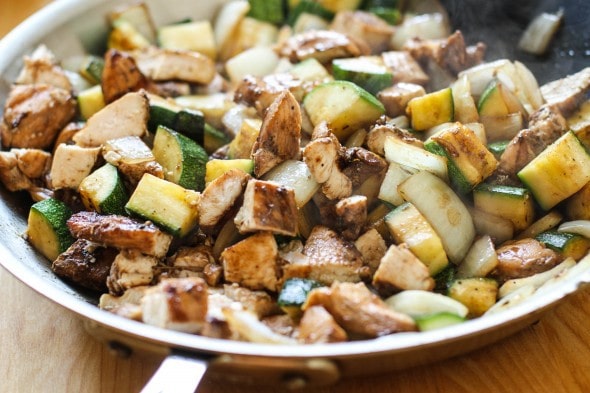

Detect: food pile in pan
1,0,589,344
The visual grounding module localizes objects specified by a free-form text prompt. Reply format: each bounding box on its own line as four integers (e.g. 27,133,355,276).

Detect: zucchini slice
303,80,385,141
448,277,498,317
148,95,205,144
247,0,285,24
398,170,475,264
125,173,200,237
277,278,322,318
205,159,254,184
535,231,590,260
78,55,105,84
406,87,454,131
78,163,128,215
157,20,217,59
518,131,590,210
287,0,334,25
77,85,105,121
152,125,208,191
385,202,448,276
414,312,466,331
332,56,393,95
27,198,74,261
473,183,535,232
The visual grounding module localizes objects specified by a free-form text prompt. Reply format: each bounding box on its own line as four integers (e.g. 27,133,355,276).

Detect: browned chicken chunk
303,282,417,338
141,277,209,333
1,84,76,149
342,146,388,189
16,46,72,91
52,239,118,292
382,51,429,85
0,148,51,192
67,211,173,258
377,83,426,118
107,249,158,295
298,305,347,344
224,283,279,318
234,179,298,236
540,67,590,116
102,136,164,186
276,30,370,64
354,228,387,275
252,90,302,177
220,232,279,292
101,49,149,104
282,225,365,285
330,11,395,55
494,238,563,283
234,73,307,116
198,168,250,236
366,123,423,156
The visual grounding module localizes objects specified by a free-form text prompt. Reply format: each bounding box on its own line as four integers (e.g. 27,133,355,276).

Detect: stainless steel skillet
0,0,589,391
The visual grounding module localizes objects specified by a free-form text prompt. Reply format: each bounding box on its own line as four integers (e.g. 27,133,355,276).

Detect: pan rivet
282,373,308,390
108,340,133,358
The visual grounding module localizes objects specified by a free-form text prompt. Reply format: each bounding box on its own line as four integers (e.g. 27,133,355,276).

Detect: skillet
0,0,589,391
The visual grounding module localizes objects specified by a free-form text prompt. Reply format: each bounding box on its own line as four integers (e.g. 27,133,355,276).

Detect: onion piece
390,13,450,50
558,220,590,239
457,235,498,279
517,211,563,240
223,308,297,344
385,290,468,318
498,258,576,299
480,112,524,142
518,9,564,56
262,160,320,208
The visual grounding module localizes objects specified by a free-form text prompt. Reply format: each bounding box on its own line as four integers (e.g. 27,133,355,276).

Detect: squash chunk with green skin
535,231,590,261
406,87,453,131
27,198,74,261
78,163,127,215
126,173,200,237
152,125,208,191
303,80,385,141
473,183,535,232
385,202,448,276
425,122,498,194
518,131,590,210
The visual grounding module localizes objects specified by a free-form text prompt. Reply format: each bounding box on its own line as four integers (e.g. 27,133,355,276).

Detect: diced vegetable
277,278,322,318
406,87,454,131
456,235,498,278
414,312,466,331
247,0,285,24
498,258,575,299
448,278,498,317
385,202,448,276
78,163,127,215
78,55,104,84
518,9,563,55
27,198,74,261
473,183,535,232
158,20,217,59
77,85,105,120
262,160,320,208
148,95,205,144
398,170,475,264
225,46,280,83
228,118,262,159
535,231,590,260
385,290,468,318
125,173,200,237
518,131,590,210
383,136,448,181
303,80,385,141
332,56,393,95
517,211,563,240
205,159,254,184
286,0,334,26
152,126,208,191
378,162,416,206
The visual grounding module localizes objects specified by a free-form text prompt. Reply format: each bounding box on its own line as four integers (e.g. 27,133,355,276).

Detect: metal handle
141,351,210,393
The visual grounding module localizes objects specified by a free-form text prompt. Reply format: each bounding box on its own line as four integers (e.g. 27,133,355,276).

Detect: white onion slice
518,9,564,55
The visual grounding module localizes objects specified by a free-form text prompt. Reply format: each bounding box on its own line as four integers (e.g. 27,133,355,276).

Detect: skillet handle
141,351,210,393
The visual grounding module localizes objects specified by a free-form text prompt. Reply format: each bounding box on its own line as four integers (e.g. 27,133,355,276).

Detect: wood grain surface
2,2,590,393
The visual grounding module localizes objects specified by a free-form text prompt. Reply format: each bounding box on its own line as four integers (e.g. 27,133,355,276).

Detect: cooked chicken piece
366,123,423,156
0,148,51,192
150,81,191,98
540,67,590,116
252,90,302,177
101,49,149,104
333,195,368,241
102,136,164,186
497,105,568,178
224,283,280,318
234,73,309,117
1,84,76,149
298,305,347,344
164,245,214,280
382,51,429,86
99,285,149,320
494,238,563,283
203,263,223,287
354,228,387,275
377,83,426,118
50,144,101,189
67,211,173,258
373,243,435,296
220,232,279,292
141,277,208,333
52,122,84,153
303,281,417,337
330,11,395,55
276,30,370,64
132,46,216,85
262,314,297,338
282,225,365,285
107,249,158,295
51,239,117,292
342,147,388,189
303,124,352,200
199,168,250,236
404,31,485,76
201,291,235,339
234,179,298,236
16,47,72,91
73,91,149,147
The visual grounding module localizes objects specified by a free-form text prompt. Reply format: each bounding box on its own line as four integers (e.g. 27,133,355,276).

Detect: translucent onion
558,220,590,239
518,9,564,56
480,112,524,142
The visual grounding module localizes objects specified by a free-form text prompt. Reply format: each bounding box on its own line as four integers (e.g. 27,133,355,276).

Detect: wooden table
2,2,590,392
